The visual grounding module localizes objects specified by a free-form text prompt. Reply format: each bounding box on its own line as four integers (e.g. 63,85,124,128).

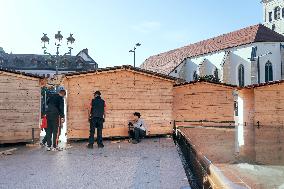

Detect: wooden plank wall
173,82,235,123
0,72,41,143
238,89,256,162
254,83,284,164
65,70,174,139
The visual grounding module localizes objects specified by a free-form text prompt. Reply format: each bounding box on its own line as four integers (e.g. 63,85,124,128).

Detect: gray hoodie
133,118,147,131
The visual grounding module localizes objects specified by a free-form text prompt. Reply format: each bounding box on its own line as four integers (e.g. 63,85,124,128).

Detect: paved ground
0,138,189,189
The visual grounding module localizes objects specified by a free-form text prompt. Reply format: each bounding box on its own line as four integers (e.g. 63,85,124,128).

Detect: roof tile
141,24,284,75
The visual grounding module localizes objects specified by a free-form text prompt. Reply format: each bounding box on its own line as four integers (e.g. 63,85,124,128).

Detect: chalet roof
141,24,284,75
64,65,178,81
244,80,284,89
0,49,97,71
174,79,237,88
0,67,44,79
76,48,96,63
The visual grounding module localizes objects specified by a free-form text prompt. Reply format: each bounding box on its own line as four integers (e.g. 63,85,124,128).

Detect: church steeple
263,0,284,35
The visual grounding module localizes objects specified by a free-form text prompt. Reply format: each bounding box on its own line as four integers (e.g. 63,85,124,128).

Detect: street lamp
129,43,141,67
41,31,75,75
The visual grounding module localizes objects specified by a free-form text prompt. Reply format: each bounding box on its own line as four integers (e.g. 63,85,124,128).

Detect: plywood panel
173,82,235,123
65,70,174,139
0,72,41,144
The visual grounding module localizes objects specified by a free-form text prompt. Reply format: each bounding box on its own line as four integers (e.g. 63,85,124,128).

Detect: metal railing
173,124,212,189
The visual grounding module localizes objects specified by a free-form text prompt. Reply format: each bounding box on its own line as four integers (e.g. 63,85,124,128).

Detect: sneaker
87,144,93,149
52,147,58,151
131,140,138,144
98,144,104,148
40,142,46,147
46,147,51,151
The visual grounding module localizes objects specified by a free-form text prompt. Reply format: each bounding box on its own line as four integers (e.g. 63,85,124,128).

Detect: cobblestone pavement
0,138,189,189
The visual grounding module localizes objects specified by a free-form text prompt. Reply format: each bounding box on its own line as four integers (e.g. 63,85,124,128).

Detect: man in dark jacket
46,86,66,151
87,90,106,149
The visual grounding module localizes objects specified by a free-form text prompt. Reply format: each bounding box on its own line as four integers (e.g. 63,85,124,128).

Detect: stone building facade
0,48,98,77
263,0,284,34
141,1,284,86
141,24,284,86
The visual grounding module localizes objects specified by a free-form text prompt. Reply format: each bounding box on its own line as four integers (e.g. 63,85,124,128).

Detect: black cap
94,91,101,95
133,112,141,118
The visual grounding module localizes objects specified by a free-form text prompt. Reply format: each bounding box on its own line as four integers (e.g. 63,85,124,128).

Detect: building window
269,11,273,22
174,70,178,73
250,46,257,61
265,61,273,82
274,6,281,20
282,8,284,18
193,71,198,81
272,24,276,31
214,68,219,81
238,64,245,87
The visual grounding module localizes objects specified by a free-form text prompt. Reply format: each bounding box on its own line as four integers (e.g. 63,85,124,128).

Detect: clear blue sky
0,0,262,68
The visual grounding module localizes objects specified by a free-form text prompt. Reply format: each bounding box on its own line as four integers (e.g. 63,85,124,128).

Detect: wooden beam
0,71,40,81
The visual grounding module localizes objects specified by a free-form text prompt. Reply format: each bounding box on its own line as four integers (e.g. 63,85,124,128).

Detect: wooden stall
173,81,236,126
239,81,284,164
237,88,256,162
0,69,43,144
64,65,176,140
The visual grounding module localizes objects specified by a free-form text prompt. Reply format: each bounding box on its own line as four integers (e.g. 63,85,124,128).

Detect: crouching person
129,112,147,144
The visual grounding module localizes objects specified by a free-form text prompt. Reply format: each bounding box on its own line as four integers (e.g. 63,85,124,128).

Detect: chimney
83,48,88,55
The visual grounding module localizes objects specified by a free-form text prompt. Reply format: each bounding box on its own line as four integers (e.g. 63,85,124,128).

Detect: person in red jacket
40,115,48,146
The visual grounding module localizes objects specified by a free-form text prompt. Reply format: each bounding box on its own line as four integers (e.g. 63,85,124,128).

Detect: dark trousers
134,127,146,142
46,115,60,148
42,128,48,144
88,117,103,145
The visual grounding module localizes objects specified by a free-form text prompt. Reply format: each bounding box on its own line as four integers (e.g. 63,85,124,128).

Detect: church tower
263,0,284,35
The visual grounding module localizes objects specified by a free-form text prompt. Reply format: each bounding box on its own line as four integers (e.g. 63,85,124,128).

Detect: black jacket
46,94,64,118
91,96,105,118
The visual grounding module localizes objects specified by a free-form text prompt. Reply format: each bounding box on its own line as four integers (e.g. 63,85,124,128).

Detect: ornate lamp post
129,43,141,67
41,31,75,75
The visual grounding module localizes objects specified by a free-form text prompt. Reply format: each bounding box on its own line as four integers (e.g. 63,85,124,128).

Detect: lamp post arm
134,50,136,67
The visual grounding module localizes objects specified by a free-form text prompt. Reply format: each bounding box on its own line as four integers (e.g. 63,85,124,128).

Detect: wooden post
32,128,35,144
